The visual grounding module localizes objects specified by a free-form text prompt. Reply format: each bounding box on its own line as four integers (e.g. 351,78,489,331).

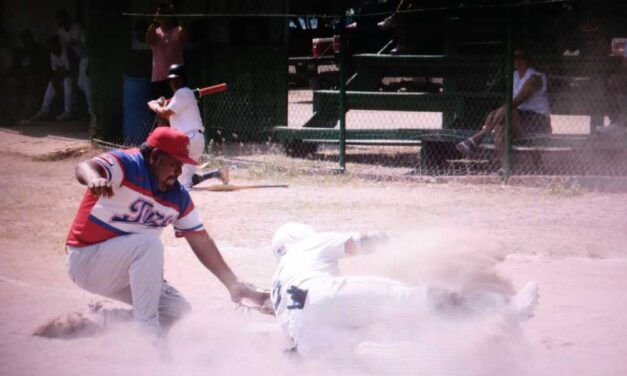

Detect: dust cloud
64,228,535,376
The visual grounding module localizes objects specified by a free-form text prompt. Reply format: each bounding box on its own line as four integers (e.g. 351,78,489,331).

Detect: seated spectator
456,49,551,172
29,36,73,121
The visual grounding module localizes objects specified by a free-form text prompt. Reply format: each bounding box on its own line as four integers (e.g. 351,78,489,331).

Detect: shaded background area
2,0,627,176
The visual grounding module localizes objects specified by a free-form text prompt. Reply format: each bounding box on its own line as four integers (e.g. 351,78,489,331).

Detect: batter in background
148,64,227,189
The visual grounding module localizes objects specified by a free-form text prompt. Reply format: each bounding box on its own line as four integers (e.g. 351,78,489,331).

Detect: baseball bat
196,184,288,192
164,83,228,104
150,83,227,131
193,83,227,98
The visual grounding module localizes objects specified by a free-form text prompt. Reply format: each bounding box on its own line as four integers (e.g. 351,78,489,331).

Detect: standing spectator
145,2,187,100
147,64,228,189
16,30,49,119
29,36,73,121
456,49,551,173
54,8,92,119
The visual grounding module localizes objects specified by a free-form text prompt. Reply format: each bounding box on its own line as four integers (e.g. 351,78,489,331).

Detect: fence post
503,16,513,181
338,1,347,172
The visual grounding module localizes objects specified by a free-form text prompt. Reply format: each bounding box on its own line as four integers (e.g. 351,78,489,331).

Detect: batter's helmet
271,222,316,260
167,64,186,79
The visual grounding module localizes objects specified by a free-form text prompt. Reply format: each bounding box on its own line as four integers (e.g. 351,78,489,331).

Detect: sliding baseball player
270,222,539,356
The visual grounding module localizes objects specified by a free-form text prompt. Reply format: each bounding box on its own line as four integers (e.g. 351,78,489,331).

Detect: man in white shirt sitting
456,49,552,173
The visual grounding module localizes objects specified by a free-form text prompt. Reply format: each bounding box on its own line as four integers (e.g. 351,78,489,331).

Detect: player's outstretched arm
184,230,269,305
345,232,389,256
75,160,113,198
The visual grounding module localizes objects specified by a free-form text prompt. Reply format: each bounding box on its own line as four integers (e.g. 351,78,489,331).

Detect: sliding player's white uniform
270,223,538,356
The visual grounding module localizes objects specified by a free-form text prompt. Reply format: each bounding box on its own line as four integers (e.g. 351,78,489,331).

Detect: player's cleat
55,111,75,121
191,166,229,187
505,281,539,322
218,166,229,185
33,311,103,339
29,110,50,121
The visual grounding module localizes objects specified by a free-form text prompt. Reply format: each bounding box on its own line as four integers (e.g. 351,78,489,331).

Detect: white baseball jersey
271,231,359,338
50,49,70,72
269,226,535,356
66,149,204,247
270,228,453,356
514,67,550,115
58,22,87,58
166,87,204,134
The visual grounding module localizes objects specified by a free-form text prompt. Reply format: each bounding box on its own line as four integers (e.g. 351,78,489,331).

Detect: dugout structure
277,0,627,177
83,0,627,177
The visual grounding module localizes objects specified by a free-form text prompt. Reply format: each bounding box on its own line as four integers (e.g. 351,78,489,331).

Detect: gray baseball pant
66,233,192,337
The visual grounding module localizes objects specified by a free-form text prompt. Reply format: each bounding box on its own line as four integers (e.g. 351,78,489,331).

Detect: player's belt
185,130,204,138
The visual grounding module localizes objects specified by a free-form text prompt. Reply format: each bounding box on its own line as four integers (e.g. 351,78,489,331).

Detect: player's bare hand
147,100,160,111
228,281,270,305
88,177,113,198
229,282,273,315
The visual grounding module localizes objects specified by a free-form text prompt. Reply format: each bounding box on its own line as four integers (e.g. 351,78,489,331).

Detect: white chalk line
0,274,83,295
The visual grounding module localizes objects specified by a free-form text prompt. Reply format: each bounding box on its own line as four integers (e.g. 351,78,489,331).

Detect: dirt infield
0,126,626,375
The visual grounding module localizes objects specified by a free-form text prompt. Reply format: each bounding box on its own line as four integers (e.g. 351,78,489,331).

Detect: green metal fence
91,1,627,178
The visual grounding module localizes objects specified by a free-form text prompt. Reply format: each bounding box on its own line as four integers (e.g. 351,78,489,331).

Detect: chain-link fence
90,0,627,178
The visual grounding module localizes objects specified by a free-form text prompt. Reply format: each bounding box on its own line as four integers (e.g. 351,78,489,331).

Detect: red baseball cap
146,127,198,165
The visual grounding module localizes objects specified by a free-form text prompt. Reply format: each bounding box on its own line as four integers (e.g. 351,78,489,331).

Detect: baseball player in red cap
65,127,268,338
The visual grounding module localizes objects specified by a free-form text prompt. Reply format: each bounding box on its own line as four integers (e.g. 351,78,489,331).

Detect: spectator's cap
146,127,198,165
167,64,186,79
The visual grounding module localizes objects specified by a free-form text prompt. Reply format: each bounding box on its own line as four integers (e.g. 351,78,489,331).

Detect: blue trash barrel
122,75,152,145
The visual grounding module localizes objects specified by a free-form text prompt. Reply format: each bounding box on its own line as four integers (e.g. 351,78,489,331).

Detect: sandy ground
0,125,626,376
